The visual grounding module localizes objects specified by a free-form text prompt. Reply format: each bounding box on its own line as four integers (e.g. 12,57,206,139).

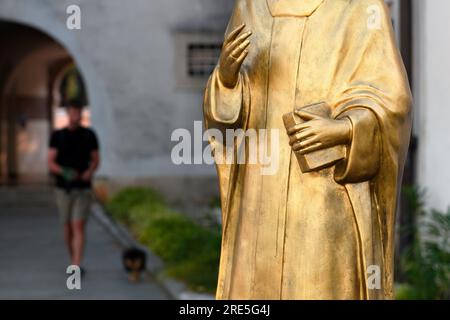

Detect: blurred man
48,101,100,270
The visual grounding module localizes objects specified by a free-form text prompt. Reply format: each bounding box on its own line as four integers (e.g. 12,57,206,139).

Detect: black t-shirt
49,126,99,190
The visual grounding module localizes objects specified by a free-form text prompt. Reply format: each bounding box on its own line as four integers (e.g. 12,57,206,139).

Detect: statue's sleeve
334,108,381,183
204,0,250,130
330,0,412,185
204,68,246,127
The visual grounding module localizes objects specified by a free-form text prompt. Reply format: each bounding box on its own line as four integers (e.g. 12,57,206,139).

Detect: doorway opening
0,21,90,186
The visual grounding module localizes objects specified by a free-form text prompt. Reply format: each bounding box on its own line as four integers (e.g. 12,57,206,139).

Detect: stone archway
0,0,114,181
0,16,111,183
0,22,88,184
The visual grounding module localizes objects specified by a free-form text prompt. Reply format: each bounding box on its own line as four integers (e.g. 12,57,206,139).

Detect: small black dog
122,247,147,282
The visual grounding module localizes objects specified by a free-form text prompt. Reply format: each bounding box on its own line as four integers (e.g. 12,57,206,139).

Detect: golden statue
204,0,412,300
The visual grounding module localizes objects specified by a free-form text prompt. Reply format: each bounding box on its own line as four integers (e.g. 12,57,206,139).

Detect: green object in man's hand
61,167,77,182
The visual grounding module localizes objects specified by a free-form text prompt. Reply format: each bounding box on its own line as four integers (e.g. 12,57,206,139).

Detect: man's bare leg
63,223,74,260
71,220,86,266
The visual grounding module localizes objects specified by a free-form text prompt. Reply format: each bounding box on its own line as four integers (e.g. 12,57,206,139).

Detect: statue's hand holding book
283,102,352,173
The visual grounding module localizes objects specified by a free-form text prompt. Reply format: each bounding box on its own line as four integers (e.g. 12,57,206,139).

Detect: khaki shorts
55,188,93,224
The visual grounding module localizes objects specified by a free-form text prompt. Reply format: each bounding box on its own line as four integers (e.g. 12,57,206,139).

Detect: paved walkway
0,186,170,300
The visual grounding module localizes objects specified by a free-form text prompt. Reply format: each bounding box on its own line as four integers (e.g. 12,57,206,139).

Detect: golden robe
204,0,412,300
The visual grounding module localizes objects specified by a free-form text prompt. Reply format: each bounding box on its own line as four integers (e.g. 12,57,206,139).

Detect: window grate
187,43,222,78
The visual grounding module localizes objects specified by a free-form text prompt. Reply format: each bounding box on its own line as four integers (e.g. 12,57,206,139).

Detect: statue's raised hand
219,24,252,88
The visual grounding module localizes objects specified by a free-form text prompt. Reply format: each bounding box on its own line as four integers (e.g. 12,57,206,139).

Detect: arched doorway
0,21,90,185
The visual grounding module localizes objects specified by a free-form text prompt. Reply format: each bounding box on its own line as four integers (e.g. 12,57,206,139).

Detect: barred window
175,32,223,89
187,43,222,78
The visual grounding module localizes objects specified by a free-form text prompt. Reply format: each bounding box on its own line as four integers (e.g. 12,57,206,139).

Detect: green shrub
138,213,221,293
395,284,421,300
140,214,219,263
106,187,165,223
128,201,176,235
106,186,222,294
167,251,220,293
397,186,450,300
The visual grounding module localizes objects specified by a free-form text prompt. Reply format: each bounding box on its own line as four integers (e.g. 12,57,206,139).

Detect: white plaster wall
0,0,233,179
413,0,450,211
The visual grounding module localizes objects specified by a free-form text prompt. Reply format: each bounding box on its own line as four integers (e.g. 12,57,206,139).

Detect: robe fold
204,0,412,300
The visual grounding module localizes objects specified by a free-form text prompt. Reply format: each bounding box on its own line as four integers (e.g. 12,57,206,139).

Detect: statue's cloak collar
266,0,325,17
